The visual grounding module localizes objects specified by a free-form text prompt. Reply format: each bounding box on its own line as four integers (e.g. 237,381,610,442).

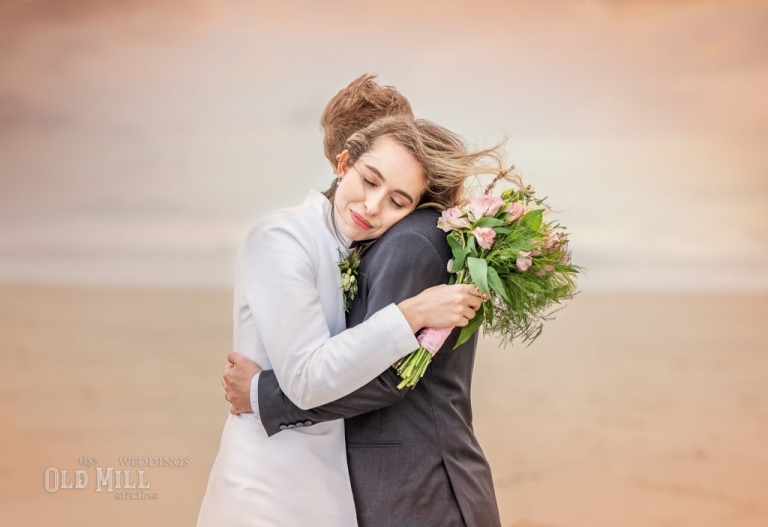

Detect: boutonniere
338,247,364,312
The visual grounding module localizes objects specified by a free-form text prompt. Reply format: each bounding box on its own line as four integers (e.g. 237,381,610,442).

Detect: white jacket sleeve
241,220,419,410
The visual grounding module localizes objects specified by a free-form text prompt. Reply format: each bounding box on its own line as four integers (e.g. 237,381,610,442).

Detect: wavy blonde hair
328,115,507,212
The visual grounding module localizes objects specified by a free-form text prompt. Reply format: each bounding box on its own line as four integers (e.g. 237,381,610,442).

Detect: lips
350,211,373,230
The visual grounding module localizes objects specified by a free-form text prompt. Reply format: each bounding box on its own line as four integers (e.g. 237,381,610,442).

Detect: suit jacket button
279,425,288,431
304,420,313,426
287,424,296,429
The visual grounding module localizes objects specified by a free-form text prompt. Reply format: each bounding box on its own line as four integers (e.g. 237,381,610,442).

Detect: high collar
305,189,352,255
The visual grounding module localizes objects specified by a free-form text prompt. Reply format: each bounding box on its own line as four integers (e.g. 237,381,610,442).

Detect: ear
336,150,350,178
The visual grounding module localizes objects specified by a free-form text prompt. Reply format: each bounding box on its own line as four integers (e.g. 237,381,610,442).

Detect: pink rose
473,227,497,250
466,195,505,222
504,201,525,223
438,206,471,232
516,250,532,271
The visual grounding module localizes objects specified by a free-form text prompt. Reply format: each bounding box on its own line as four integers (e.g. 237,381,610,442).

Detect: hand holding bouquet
396,170,583,389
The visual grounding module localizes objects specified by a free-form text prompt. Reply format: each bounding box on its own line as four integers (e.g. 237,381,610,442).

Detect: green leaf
520,208,544,231
446,234,466,271
487,266,512,305
472,217,506,229
467,257,489,294
500,188,517,200
467,235,479,258
454,304,484,349
493,227,512,234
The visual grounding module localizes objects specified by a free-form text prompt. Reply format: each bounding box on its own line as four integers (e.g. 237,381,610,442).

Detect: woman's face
333,135,426,241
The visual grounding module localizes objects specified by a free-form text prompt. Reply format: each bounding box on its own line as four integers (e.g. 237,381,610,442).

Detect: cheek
338,179,363,205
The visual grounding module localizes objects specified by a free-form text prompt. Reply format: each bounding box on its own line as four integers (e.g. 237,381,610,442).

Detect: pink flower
544,231,565,249
447,258,454,272
516,250,533,271
504,201,525,223
466,195,505,222
535,264,555,277
473,227,497,249
438,206,471,232
417,326,453,356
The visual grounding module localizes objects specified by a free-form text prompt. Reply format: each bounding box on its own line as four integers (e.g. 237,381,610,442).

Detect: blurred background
1,0,766,526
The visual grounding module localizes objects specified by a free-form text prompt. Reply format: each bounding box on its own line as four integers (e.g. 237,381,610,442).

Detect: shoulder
241,202,319,259
373,208,449,259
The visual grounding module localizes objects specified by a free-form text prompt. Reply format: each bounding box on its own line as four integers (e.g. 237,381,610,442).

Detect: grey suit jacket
257,209,501,527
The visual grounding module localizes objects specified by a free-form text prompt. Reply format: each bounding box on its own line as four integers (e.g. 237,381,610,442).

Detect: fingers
227,351,262,373
460,284,489,301
227,351,241,365
466,295,482,311
464,285,485,298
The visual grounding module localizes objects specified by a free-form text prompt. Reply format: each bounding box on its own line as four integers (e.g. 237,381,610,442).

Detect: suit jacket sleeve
258,228,450,437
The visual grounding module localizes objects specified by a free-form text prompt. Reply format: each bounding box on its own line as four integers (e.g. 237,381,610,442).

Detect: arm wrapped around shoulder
363,229,451,317
241,219,420,410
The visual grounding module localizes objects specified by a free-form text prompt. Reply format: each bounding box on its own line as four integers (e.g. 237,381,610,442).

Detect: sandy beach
1,286,766,526
2,1,767,525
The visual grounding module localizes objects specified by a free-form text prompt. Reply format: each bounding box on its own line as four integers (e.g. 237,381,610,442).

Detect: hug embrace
197,74,529,527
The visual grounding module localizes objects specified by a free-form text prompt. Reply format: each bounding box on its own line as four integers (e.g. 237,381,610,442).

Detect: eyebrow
363,163,415,204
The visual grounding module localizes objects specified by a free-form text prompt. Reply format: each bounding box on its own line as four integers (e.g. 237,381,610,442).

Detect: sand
1,286,766,526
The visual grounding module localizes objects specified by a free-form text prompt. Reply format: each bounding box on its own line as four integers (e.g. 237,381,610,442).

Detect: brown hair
328,115,506,213
320,73,414,168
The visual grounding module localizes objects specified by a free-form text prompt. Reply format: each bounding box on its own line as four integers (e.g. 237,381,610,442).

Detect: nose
364,192,383,217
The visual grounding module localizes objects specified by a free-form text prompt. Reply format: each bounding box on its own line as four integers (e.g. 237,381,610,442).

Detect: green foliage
520,208,544,231
455,303,485,348
466,257,489,295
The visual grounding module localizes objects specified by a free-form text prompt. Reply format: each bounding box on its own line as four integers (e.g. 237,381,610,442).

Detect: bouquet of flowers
395,171,583,389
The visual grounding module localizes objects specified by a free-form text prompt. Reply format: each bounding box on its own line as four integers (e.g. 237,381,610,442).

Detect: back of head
320,74,414,168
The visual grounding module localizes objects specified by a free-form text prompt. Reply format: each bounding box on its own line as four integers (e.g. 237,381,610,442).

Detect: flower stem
395,348,432,389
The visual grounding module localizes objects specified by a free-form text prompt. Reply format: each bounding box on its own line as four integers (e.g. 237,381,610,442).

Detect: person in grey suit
226,207,502,527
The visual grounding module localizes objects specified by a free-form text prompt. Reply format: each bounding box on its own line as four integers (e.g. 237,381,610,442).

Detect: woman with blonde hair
197,76,504,526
